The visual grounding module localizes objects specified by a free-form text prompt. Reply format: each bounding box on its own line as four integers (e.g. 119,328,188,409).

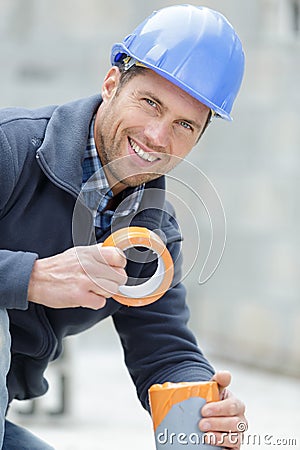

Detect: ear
101,67,121,102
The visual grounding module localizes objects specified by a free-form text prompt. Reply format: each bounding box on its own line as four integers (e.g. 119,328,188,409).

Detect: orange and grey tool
149,381,220,449
103,226,174,307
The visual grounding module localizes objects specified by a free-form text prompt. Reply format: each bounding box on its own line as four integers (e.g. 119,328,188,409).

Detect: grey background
1,0,298,376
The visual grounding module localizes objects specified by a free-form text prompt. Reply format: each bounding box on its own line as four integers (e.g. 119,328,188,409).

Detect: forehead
123,68,209,116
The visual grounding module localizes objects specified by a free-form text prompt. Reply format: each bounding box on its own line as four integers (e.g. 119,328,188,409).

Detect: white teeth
129,138,157,163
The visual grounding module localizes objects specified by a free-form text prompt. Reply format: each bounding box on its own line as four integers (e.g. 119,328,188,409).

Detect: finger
202,396,246,418
211,370,231,391
92,265,128,286
80,257,128,285
82,292,107,310
89,279,121,297
76,245,127,268
199,416,244,433
95,245,127,267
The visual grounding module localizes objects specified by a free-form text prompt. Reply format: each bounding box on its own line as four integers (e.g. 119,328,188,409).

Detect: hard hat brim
111,43,233,121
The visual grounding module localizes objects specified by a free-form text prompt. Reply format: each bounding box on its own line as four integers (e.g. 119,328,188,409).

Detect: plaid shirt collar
81,116,144,230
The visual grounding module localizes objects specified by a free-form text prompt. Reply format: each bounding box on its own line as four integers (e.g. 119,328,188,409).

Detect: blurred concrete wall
1,0,299,377
185,0,300,378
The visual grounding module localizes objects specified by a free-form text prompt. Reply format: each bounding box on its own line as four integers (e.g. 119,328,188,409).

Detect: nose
144,118,170,148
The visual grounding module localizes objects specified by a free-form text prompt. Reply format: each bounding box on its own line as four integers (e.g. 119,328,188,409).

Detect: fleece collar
36,94,101,196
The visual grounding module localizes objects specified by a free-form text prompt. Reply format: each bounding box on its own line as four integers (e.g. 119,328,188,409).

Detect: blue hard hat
111,4,245,121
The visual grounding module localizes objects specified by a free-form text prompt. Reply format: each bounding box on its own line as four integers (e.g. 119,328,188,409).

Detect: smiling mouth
129,138,159,163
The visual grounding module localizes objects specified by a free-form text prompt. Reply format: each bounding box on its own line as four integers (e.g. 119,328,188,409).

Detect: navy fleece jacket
0,95,214,411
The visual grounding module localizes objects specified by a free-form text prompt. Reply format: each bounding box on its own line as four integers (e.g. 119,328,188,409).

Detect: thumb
211,370,231,399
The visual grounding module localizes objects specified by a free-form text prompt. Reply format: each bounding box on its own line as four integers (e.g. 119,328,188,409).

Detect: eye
144,98,158,108
178,120,193,131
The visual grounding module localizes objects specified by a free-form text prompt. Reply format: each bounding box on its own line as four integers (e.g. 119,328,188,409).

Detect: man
0,4,246,449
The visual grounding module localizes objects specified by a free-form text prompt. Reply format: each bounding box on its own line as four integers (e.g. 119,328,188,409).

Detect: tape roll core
103,227,174,306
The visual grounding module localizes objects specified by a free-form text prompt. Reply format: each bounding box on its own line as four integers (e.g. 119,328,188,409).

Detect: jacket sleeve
0,124,38,310
112,238,215,412
0,250,38,310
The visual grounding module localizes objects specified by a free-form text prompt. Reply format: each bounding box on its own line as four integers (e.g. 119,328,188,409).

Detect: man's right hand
27,244,128,310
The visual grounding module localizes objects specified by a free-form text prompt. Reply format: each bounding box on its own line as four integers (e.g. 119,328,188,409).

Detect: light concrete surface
7,319,300,449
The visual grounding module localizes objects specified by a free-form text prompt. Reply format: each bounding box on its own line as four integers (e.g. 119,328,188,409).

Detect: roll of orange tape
103,227,174,307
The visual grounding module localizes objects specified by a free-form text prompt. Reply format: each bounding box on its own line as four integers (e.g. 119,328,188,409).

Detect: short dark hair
115,62,148,94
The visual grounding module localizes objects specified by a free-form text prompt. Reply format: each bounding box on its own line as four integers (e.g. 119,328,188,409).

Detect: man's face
94,67,210,194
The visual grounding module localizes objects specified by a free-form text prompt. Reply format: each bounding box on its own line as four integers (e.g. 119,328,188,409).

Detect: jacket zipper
35,151,80,201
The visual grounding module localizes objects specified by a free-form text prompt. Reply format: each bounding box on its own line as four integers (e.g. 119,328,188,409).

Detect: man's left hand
199,371,247,449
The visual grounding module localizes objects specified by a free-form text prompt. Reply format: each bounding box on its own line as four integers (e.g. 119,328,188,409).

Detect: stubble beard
96,127,166,191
